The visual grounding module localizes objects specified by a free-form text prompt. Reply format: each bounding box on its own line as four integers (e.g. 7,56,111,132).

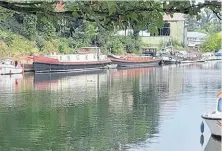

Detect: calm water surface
0,61,221,151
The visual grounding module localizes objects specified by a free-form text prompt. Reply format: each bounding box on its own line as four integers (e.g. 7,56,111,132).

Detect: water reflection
0,61,221,151
0,68,164,151
204,136,221,151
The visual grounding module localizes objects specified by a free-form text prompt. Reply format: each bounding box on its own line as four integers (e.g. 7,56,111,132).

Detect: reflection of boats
110,67,153,80
0,59,23,75
33,47,111,73
180,60,196,64
204,136,221,151
201,91,222,137
0,74,23,92
34,69,107,84
33,71,108,106
104,64,117,69
108,54,162,68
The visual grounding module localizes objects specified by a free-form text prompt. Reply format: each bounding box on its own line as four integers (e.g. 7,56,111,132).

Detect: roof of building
163,13,185,21
187,32,207,38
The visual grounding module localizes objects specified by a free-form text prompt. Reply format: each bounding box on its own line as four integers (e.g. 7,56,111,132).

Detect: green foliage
172,40,183,49
105,36,141,54
201,33,222,52
36,36,45,52
4,1,217,56
106,37,124,54
23,14,37,40
43,39,59,53
0,40,9,56
124,36,141,54
58,38,73,54
38,17,56,40
0,1,221,34
0,30,38,56
186,8,221,34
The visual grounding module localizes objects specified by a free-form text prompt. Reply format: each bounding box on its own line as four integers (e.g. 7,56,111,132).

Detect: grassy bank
0,30,79,58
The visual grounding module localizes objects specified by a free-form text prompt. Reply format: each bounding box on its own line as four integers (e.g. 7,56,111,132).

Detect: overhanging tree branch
0,0,221,21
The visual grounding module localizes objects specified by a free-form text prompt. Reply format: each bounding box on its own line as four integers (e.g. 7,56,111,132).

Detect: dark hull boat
33,56,111,73
108,55,162,68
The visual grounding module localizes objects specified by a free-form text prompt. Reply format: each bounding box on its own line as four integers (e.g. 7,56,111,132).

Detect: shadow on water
0,61,221,151
200,135,221,151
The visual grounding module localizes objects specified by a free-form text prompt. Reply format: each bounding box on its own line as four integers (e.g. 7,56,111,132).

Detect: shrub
201,33,222,52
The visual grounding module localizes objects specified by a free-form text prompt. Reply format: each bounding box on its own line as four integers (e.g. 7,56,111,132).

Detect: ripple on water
0,61,221,151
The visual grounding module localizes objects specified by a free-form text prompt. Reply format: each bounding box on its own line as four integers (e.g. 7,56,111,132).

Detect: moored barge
108,54,162,68
33,47,112,73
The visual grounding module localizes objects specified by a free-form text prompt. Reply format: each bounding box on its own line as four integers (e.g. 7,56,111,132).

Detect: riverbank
0,29,220,59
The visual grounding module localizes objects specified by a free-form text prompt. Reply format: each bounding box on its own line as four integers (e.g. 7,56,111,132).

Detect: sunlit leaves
0,0,221,34
72,11,79,18
106,1,117,15
23,14,37,40
201,33,222,52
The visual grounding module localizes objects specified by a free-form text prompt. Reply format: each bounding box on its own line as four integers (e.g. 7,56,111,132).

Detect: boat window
15,61,18,67
218,98,222,112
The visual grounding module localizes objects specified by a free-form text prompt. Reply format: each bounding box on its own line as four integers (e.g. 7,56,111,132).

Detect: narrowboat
201,91,222,137
21,56,34,72
33,47,112,73
108,54,162,68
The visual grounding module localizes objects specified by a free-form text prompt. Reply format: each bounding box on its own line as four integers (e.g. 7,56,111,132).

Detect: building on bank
115,13,186,48
186,32,207,49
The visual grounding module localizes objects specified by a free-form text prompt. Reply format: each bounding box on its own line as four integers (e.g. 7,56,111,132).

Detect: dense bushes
0,30,38,57
104,36,141,54
0,11,143,57
201,33,222,52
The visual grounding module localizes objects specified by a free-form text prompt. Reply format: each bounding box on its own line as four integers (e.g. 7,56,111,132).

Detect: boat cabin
47,47,108,62
141,47,157,57
0,59,19,67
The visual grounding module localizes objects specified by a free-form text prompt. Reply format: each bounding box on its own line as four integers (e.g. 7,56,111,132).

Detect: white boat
161,56,180,65
181,60,196,63
201,91,222,137
203,52,221,61
0,59,23,75
104,64,118,69
196,58,206,62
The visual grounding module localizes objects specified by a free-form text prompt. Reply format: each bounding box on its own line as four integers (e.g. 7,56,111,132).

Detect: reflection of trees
0,68,162,151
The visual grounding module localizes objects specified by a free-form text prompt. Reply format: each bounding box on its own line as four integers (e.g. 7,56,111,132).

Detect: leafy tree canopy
185,8,221,33
0,0,221,33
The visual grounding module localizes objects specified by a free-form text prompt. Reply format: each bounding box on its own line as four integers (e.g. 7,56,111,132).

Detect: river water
0,61,221,151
